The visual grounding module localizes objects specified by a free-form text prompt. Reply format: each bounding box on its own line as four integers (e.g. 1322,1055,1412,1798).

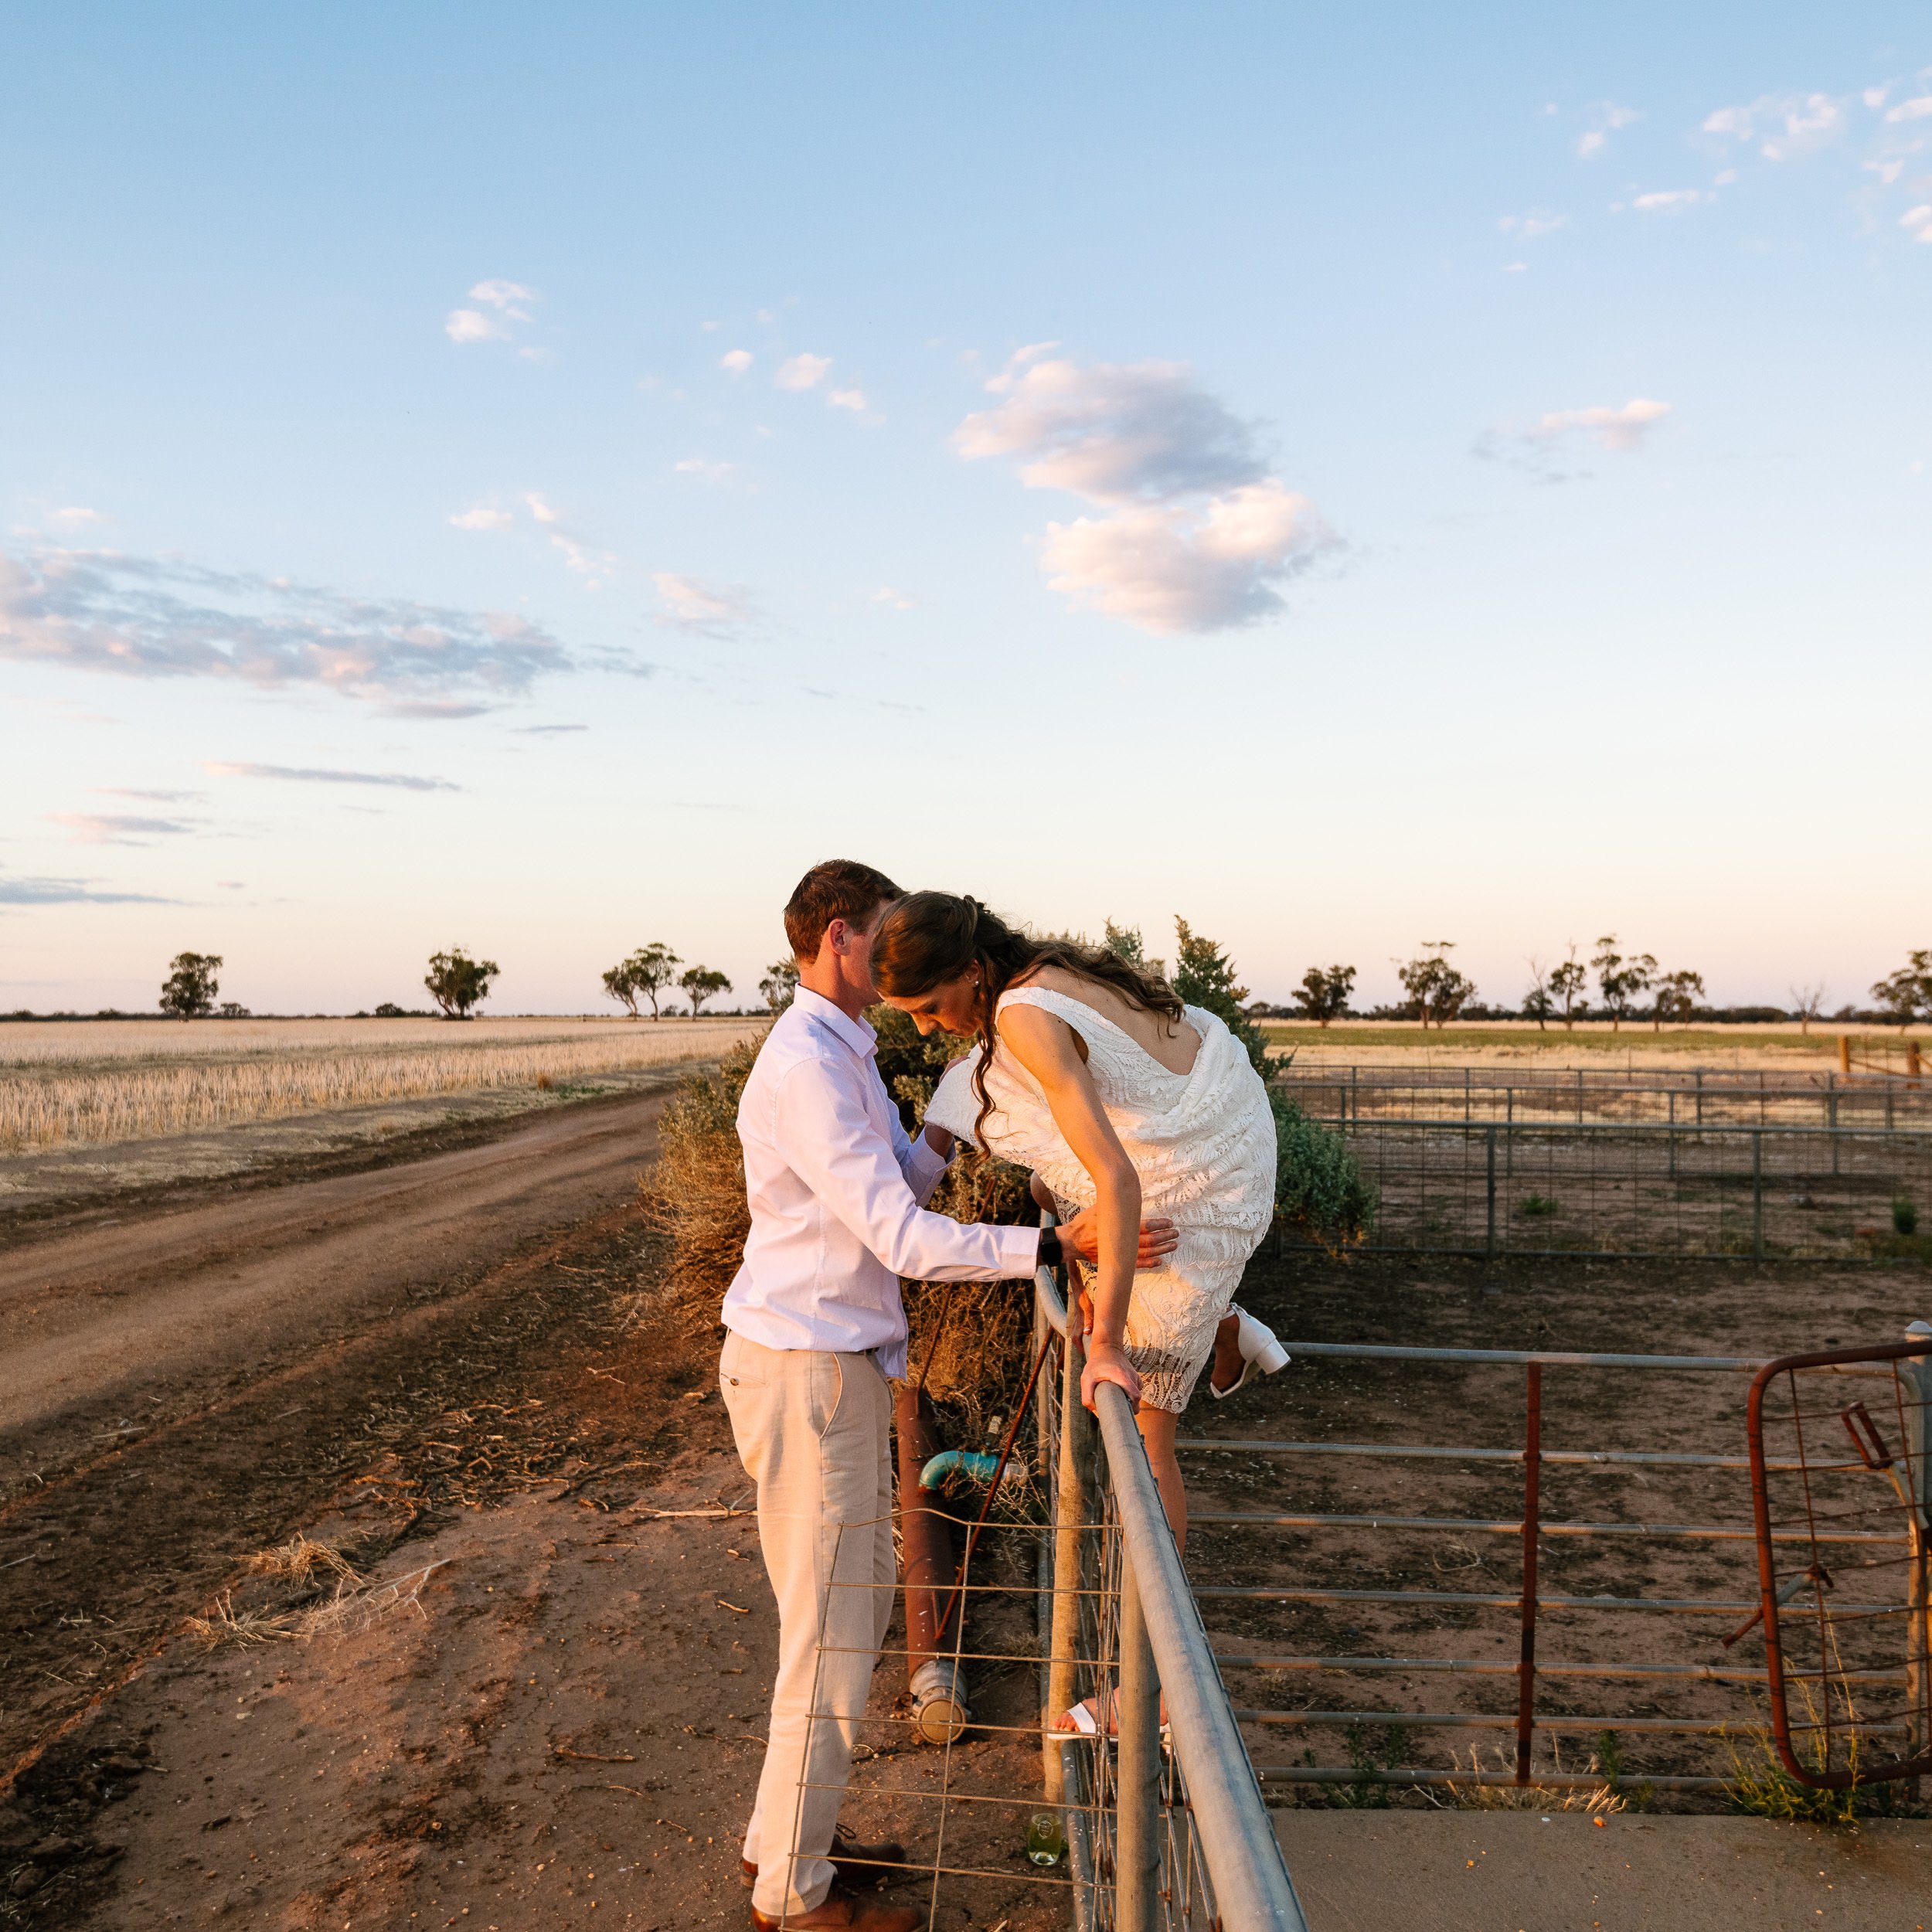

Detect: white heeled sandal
1209,1307,1291,1400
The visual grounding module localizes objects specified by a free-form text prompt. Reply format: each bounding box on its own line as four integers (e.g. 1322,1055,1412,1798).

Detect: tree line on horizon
27,937,1932,1032
1257,940,1932,1032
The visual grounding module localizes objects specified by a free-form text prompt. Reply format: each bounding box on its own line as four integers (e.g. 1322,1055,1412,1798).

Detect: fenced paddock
1291,1117,1932,1260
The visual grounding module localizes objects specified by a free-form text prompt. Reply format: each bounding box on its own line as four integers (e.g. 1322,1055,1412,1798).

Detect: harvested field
0,1015,764,1153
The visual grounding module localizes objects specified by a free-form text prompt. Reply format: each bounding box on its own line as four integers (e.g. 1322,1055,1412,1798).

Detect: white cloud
955,352,1334,633
1577,103,1640,158
1886,96,1932,124
470,280,535,315
444,308,503,344
0,547,569,702
0,869,176,906
873,587,913,611
1041,481,1331,634
44,811,198,845
1903,205,1932,240
447,280,539,346
1869,158,1906,185
956,356,1269,503
828,387,868,412
651,573,753,637
1631,189,1706,212
775,353,832,391
674,458,736,483
48,506,103,526
1865,85,1892,111
448,506,514,531
1499,210,1567,240
1702,92,1846,160
206,761,461,792
523,492,559,525
1534,398,1672,451
720,349,753,375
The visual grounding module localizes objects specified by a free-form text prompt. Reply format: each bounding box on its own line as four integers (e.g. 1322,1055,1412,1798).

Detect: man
721,859,1174,1932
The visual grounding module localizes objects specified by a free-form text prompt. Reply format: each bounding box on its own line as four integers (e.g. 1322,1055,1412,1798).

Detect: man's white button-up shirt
722,988,1041,1376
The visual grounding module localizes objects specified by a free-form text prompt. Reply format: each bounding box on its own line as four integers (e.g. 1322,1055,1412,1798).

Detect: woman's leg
1134,1403,1187,1553
1209,1313,1242,1393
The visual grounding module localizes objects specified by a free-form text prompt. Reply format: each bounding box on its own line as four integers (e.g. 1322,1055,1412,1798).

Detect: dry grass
184,1535,449,1645
1440,1744,1626,1812
0,1016,764,1152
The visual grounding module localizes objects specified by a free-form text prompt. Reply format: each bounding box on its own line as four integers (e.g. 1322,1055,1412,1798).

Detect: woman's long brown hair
871,892,1185,1144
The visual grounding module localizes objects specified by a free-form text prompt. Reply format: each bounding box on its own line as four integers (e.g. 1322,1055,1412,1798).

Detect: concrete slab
1274,1811,1930,1932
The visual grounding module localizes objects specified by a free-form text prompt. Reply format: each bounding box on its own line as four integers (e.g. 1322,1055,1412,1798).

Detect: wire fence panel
1177,1332,1932,1799
1281,1118,1932,1260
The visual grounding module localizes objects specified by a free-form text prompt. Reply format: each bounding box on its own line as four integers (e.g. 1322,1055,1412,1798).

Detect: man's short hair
784,859,903,962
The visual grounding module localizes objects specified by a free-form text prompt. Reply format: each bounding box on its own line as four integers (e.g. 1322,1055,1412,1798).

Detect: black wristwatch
1037,1226,1063,1268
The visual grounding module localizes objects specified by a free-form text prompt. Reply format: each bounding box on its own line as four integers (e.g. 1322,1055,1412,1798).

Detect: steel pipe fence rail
1032,1262,1309,1932
1273,1063,1932,1134
1277,1116,1932,1260
1179,1330,1932,1798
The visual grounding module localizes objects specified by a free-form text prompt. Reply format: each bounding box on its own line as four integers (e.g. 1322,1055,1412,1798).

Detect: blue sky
3,5,1927,1015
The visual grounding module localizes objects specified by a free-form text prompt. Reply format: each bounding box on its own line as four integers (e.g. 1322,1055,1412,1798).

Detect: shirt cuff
904,1130,951,1205
1000,1224,1044,1279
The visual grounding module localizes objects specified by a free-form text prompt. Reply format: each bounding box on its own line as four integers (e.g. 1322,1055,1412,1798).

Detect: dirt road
1,1084,679,1494
0,1083,685,1825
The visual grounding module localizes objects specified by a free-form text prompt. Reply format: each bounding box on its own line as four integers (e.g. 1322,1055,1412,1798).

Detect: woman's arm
996,1003,1142,1410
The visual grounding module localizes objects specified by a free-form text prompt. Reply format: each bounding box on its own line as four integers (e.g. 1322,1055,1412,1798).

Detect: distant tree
1593,935,1655,1033
1173,917,1269,1076
158,951,222,1021
1522,957,1554,1032
1651,968,1706,1029
1293,964,1356,1028
1548,946,1589,1030
1396,942,1476,1031
1789,982,1827,1035
374,1002,407,1018
759,957,800,1013
217,1000,251,1019
424,947,498,1020
681,964,732,1018
1104,919,1166,980
1872,951,1932,1028
602,942,680,1020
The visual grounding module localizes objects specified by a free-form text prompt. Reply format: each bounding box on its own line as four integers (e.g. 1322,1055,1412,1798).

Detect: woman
872,891,1287,1556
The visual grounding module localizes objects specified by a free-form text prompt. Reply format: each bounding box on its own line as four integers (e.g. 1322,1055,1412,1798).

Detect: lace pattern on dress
1124,1343,1213,1414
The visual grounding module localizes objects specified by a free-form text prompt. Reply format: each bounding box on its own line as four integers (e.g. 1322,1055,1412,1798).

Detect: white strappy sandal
1209,1307,1291,1400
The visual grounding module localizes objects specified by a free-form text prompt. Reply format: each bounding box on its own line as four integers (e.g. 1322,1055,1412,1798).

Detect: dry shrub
1442,1743,1624,1812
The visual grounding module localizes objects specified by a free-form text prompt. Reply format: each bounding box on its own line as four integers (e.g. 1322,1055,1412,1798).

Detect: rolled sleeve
774,1060,1039,1282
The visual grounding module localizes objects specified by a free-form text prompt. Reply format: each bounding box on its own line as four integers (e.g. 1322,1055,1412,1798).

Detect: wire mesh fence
1181,1331,1932,1799
1281,1117,1932,1260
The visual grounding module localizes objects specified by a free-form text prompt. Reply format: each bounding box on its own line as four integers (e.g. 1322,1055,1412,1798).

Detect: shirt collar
794,985,878,1059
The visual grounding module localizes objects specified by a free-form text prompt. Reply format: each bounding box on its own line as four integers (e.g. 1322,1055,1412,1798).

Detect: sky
2,4,1928,1016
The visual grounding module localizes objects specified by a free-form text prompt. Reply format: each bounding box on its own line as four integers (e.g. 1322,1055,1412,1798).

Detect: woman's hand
1081,1338,1141,1412
1059,1203,1178,1270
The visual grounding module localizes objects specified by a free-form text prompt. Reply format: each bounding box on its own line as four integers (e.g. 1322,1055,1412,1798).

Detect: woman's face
882,969,981,1038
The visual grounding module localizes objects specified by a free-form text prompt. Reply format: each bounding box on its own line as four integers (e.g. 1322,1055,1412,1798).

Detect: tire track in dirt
0,1087,688,1795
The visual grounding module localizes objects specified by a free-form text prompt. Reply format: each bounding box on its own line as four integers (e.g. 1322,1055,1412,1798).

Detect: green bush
1895,1196,1918,1236
1272,1088,1376,1250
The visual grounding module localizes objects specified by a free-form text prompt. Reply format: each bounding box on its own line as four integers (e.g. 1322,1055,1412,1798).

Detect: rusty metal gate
1180,1323,1932,1794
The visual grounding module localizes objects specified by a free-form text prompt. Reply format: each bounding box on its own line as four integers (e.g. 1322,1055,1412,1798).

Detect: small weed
1517,1192,1560,1219
1894,1196,1918,1236
1441,1742,1623,1812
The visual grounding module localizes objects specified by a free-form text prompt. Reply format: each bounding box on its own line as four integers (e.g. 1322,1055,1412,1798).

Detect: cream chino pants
720,1331,897,1919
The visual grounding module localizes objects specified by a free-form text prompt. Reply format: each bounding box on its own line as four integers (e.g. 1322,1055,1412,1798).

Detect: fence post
1115,1546,1162,1932
1515,1360,1543,1784
1696,1070,1704,1125
1905,1320,1932,1780
1752,1131,1764,1260
1506,1088,1515,1178
1044,1316,1090,1802
1839,1035,1852,1077
1485,1125,1498,1259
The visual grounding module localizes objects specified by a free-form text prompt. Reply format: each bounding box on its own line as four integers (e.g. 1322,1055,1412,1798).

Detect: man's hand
1058,1202,1178,1270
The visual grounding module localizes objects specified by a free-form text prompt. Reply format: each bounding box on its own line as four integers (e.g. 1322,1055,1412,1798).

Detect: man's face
822,900,889,1003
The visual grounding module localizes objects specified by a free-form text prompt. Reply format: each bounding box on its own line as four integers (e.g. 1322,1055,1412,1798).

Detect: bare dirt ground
6,1095,1932,1927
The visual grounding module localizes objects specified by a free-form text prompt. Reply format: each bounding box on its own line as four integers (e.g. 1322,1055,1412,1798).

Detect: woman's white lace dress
923,987,1277,1413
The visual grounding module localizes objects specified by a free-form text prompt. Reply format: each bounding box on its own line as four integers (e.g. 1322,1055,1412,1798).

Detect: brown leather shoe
740,1836,908,1890
750,1882,922,1932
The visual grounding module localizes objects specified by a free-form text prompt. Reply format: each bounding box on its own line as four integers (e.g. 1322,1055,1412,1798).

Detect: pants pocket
810,1352,845,1440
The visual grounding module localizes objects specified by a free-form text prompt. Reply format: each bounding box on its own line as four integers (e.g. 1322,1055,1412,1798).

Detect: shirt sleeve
774,1056,1038,1281
902,1128,951,1208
